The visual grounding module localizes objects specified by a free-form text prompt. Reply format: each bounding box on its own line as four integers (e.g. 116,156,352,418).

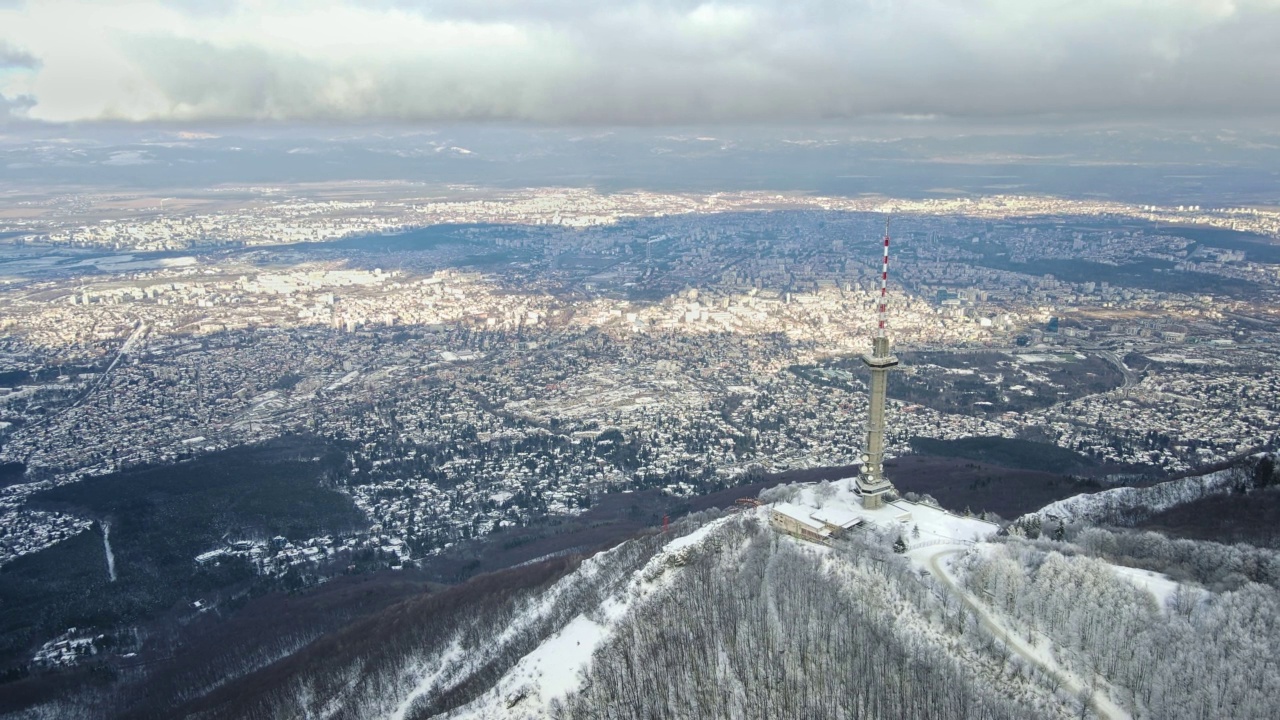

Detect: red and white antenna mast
877,216,891,340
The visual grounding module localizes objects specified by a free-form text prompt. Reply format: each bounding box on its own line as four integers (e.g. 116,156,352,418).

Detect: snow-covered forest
960,538,1280,719
12,464,1280,720
552,518,1060,719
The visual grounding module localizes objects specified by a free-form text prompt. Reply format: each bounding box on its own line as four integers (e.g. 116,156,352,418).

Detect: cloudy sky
1,0,1279,125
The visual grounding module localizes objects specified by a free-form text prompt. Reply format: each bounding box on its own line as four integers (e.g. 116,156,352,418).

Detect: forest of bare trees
11,508,1280,720
961,538,1280,719
553,518,1071,719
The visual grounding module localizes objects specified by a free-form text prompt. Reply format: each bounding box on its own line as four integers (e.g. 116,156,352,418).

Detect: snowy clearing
1108,564,1182,607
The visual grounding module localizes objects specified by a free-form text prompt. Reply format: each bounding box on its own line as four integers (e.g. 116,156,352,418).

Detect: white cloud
1,0,1279,124
101,150,154,165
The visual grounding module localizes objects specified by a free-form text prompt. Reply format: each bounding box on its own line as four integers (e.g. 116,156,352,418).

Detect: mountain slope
1019,467,1241,527
172,504,1071,720
15,463,1280,719
410,488,1073,720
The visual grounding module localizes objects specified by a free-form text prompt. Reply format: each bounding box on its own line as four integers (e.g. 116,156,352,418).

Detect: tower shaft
865,348,892,476
857,220,899,509
858,338,898,508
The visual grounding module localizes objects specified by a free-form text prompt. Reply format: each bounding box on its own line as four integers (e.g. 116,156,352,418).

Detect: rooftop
770,480,999,547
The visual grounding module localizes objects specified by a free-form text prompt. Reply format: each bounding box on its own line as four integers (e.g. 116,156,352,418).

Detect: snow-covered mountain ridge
36,468,1277,720
423,472,1280,720
434,505,1072,720
1024,468,1235,525
1019,453,1277,527
444,480,1015,719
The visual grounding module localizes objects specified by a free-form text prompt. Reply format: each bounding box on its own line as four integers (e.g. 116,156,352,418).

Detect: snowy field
1108,564,1182,607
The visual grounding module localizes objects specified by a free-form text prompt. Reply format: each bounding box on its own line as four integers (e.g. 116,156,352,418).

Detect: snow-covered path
102,521,117,582
920,546,1130,720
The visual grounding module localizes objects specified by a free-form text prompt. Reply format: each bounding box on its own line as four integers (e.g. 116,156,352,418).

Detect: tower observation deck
856,219,899,509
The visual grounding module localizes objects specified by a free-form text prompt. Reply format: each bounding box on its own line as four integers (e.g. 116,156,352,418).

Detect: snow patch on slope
102,521,117,582
502,615,605,700
1108,564,1182,608
386,538,642,720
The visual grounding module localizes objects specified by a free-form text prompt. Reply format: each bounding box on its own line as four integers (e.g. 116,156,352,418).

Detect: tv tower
856,217,899,509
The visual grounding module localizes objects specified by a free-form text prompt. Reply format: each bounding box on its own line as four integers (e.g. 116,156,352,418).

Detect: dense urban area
1,186,1278,583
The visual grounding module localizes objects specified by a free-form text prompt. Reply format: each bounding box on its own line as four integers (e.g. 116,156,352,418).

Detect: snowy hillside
186,476,1280,719
441,477,1280,720
441,518,735,719
956,540,1280,719
445,482,1006,719
30,473,1280,720
1020,467,1239,526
